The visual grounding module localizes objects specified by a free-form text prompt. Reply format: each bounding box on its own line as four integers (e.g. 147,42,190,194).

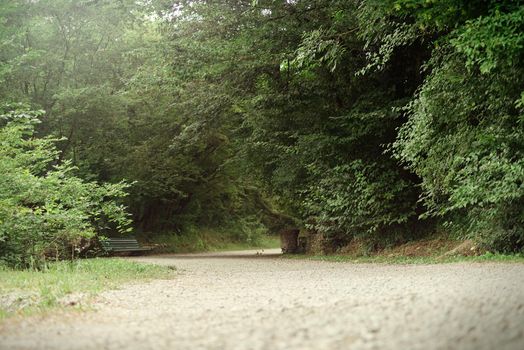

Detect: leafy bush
0,106,131,268
394,6,524,252
302,161,418,243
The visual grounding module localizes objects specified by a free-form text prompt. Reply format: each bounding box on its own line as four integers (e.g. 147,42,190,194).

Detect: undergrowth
147,227,280,253
285,252,524,264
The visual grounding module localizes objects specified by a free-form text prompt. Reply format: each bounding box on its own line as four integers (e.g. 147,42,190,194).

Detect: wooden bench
100,237,151,254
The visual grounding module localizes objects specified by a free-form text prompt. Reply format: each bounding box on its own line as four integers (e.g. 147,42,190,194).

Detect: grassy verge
0,258,174,320
148,229,280,254
208,235,280,252
285,252,524,264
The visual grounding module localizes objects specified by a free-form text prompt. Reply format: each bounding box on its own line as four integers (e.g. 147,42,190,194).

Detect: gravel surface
1,249,524,350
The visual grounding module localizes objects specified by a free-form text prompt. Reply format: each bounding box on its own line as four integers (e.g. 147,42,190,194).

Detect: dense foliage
0,106,131,268
392,1,524,252
1,0,523,256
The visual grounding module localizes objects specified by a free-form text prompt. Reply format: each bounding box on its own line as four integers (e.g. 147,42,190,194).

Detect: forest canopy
1,0,523,266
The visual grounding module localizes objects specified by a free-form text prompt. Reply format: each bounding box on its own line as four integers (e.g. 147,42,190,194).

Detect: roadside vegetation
0,0,523,271
0,107,132,269
291,253,524,265
149,230,280,254
285,236,524,264
0,258,174,319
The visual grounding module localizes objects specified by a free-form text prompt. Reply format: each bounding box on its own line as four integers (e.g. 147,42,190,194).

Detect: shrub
0,106,132,268
302,160,419,244
393,7,524,252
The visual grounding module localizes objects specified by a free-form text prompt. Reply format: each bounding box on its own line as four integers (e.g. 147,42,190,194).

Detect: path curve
1,249,524,350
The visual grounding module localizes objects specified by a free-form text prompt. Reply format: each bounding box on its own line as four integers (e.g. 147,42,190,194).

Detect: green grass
207,235,280,252
149,230,280,254
284,252,524,264
0,258,174,320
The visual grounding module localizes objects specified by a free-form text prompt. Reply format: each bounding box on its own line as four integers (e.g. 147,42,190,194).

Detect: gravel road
1,249,524,350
